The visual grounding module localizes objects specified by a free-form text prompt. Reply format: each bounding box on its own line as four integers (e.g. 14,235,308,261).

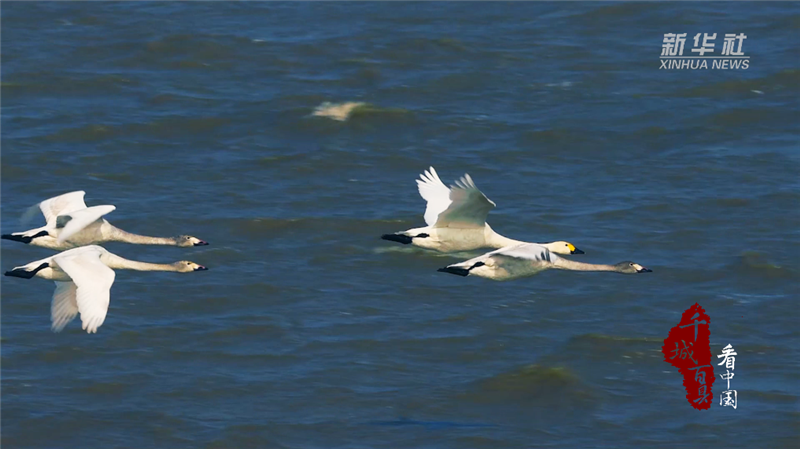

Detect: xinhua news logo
660,33,749,70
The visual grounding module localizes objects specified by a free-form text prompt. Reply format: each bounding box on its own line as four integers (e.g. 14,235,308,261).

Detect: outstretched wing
37,191,88,225
53,247,116,334
51,281,79,332
492,243,557,263
450,243,557,269
433,174,496,229
56,205,116,243
416,167,452,227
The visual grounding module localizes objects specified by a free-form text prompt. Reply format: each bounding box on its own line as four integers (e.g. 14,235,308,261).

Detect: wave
312,101,367,121
2,73,140,97
38,116,231,143
461,364,590,404
673,69,800,98
729,252,795,280
311,101,412,122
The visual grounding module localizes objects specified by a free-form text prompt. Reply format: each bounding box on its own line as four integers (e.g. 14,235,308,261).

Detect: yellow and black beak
568,244,584,255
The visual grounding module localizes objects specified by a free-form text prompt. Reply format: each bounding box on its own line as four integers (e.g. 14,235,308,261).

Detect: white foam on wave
312,101,366,121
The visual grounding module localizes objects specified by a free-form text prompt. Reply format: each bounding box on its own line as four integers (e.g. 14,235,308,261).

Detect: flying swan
1,191,208,250
438,242,651,281
381,167,584,255
4,245,208,333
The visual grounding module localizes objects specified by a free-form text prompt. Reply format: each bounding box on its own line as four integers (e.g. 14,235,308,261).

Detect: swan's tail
437,261,485,277
4,262,49,279
1,230,49,244
437,266,470,276
381,233,413,245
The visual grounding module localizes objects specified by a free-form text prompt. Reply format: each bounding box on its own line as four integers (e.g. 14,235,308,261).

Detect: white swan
438,243,651,281
381,167,584,255
1,191,208,250
4,245,208,333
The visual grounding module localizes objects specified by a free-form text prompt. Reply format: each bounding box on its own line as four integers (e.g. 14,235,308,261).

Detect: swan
381,167,584,255
4,245,208,333
1,191,208,250
437,242,651,281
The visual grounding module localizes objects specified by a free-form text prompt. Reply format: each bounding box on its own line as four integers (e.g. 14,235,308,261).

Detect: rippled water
2,3,799,448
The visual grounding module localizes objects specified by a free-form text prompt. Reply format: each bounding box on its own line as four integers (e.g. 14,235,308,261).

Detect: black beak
194,265,208,271
194,240,209,246
638,267,652,273
571,248,585,255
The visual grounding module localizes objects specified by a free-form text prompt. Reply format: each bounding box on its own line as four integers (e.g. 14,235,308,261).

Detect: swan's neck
485,224,526,249
553,258,618,272
104,253,181,272
107,226,177,246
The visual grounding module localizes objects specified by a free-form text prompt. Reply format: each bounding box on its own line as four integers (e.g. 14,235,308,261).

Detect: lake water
2,2,798,448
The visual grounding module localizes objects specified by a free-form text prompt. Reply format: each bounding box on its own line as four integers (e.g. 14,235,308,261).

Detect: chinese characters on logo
661,33,687,56
718,344,738,409
691,33,716,56
660,33,749,70
662,303,714,410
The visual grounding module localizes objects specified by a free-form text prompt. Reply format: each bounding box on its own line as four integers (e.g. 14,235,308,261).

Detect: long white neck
552,258,619,272
484,224,526,249
107,225,178,246
103,253,182,272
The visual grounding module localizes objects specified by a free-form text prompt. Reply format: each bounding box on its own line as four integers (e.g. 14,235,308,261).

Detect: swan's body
4,245,208,333
381,167,583,255
438,243,651,281
1,191,208,250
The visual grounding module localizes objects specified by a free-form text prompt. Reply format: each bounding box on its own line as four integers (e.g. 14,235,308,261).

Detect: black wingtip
437,266,471,277
381,234,413,245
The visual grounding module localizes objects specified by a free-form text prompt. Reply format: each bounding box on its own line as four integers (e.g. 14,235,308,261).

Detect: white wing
51,281,79,332
52,247,116,334
38,191,88,225
416,167,452,226
56,205,116,243
433,173,496,228
455,243,557,268
490,243,558,264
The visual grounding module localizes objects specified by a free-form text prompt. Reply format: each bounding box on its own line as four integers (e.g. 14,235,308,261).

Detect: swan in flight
4,245,208,333
381,167,584,255
1,191,208,250
437,243,651,281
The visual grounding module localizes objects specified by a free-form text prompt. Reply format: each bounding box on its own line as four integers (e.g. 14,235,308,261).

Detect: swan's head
174,261,208,272
615,261,652,274
546,241,584,255
175,235,209,247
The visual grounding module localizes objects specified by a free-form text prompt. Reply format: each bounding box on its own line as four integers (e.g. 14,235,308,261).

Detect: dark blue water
2,2,798,448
